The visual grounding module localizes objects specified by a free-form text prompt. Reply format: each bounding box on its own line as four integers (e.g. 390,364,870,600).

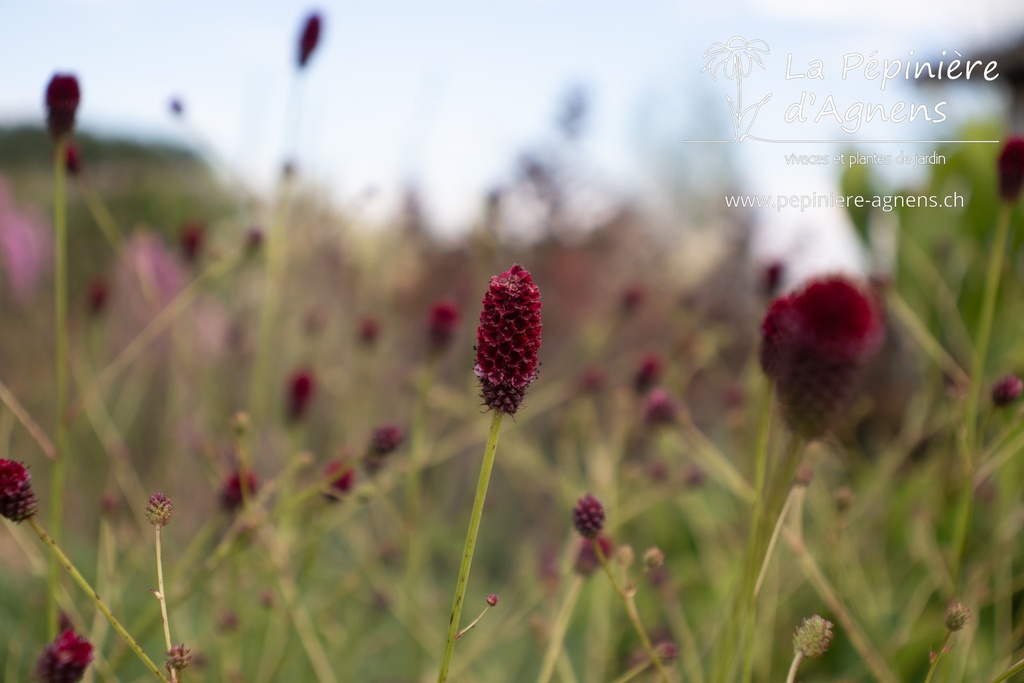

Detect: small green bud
793,615,834,658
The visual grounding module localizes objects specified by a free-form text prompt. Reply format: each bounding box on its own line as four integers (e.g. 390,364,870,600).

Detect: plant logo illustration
701,37,771,142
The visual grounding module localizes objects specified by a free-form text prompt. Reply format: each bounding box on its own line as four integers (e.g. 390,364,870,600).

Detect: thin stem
594,540,672,683
922,632,952,683
455,602,495,639
69,250,242,420
154,525,175,682
0,376,57,460
953,202,1012,584
966,202,1012,451
50,135,70,639
990,656,1024,683
437,411,504,683
536,574,584,683
783,652,804,683
28,517,169,682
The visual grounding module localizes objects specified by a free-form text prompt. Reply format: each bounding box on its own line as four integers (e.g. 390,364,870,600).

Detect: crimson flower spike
474,264,542,415
297,12,323,68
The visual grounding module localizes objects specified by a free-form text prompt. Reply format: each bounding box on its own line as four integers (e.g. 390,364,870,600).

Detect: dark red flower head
428,299,460,350
286,368,316,422
87,276,109,317
297,12,323,68
992,374,1023,407
634,352,664,394
323,460,355,501
621,284,645,314
474,264,542,415
763,260,785,297
221,469,259,511
34,629,93,683
643,388,678,426
998,136,1024,202
179,221,204,264
760,276,885,438
0,459,38,523
572,494,606,538
64,143,82,175
369,423,404,455
358,316,381,347
45,74,81,140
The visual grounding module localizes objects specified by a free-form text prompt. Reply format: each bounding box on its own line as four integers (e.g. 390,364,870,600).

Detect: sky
3,0,1024,243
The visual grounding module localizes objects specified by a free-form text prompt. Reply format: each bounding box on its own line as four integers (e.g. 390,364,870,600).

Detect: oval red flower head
45,74,81,140
0,459,38,523
759,276,884,438
998,136,1024,203
297,12,323,68
34,629,93,683
474,263,542,415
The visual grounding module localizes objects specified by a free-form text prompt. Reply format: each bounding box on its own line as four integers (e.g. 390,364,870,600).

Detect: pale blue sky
2,0,1023,228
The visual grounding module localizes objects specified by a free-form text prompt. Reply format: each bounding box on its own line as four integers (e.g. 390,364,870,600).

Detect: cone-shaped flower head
286,368,316,422
165,644,192,675
297,12,323,68
572,494,606,538
634,352,664,393
945,601,970,632
998,136,1024,202
221,469,259,511
992,374,1023,407
364,423,404,473
428,299,460,350
34,629,93,683
474,263,542,415
145,492,173,527
179,220,204,264
0,459,38,522
760,276,884,438
45,74,80,140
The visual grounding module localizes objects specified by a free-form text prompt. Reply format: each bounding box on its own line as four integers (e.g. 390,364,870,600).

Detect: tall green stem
437,412,504,683
50,136,70,638
953,202,1012,582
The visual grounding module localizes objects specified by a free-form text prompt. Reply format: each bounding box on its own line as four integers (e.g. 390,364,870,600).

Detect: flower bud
286,368,317,423
428,299,460,351
945,601,970,632
793,615,834,658
45,74,80,139
145,492,173,527
992,374,1023,407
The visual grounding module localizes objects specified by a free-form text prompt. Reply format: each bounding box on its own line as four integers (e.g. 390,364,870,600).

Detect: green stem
28,517,169,682
923,632,952,683
783,652,804,683
965,202,1012,450
437,411,504,683
536,574,584,683
154,525,175,681
990,656,1024,683
953,202,1012,584
594,540,672,683
50,136,70,639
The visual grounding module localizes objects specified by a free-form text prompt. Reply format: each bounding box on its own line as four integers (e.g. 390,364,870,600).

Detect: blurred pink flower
0,177,51,303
